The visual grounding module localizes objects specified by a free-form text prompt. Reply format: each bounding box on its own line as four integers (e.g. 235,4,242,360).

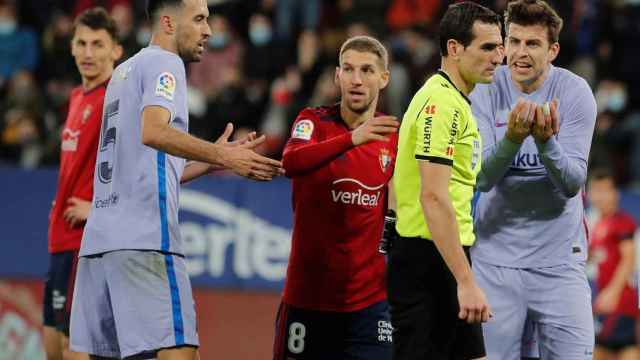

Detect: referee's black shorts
387,236,485,360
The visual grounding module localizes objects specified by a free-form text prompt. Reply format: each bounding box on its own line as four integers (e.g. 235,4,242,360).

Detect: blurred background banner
2,165,639,285
180,177,292,290
0,166,293,291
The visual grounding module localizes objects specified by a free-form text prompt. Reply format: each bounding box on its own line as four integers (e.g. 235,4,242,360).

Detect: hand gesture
63,197,92,227
351,115,398,146
215,123,261,148
219,142,284,181
505,99,535,144
457,280,493,324
532,99,559,143
594,287,619,315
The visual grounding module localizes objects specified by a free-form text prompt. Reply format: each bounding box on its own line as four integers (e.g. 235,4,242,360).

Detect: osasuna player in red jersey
43,8,122,360
272,35,399,360
588,169,639,360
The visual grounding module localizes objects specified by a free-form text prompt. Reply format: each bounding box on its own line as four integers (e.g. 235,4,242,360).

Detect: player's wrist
505,130,526,144
212,144,232,169
350,130,361,146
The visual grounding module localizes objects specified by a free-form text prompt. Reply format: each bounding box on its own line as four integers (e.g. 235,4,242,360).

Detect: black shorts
387,236,485,360
273,300,392,360
595,314,638,352
43,250,79,336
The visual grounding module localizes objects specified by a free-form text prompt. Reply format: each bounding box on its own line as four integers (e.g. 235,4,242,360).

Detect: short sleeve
140,54,185,119
413,92,462,166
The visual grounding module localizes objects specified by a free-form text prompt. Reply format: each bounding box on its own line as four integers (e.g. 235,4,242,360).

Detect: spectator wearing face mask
244,13,287,128
0,0,38,86
188,14,246,140
189,14,244,101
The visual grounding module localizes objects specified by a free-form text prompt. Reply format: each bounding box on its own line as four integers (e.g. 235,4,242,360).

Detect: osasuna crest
82,105,93,124
379,148,391,172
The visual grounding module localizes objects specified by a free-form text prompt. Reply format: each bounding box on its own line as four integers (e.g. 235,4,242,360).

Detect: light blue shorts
473,259,594,359
69,250,198,358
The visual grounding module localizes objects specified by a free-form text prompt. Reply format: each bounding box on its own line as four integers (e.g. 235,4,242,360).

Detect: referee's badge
379,148,391,172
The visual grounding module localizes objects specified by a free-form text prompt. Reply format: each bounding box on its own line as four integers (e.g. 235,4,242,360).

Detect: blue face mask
208,32,228,49
607,91,627,113
0,20,16,35
249,25,272,46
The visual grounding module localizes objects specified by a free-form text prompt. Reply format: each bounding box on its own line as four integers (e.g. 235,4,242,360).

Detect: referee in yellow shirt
387,2,504,359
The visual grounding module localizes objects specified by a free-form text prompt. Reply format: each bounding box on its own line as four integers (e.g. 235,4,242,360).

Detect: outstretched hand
214,123,284,181
221,146,284,181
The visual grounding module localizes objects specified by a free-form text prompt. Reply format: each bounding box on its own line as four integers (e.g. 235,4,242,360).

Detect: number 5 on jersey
98,99,119,184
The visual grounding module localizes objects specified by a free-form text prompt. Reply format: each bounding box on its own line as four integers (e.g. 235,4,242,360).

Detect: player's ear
334,66,340,86
159,13,176,35
548,42,560,63
112,42,124,62
379,69,390,90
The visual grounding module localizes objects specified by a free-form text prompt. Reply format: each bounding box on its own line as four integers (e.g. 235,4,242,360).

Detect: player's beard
176,42,199,63
346,94,374,115
175,28,200,64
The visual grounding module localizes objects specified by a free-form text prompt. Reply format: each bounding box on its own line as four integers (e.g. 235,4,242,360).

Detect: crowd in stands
1,0,639,189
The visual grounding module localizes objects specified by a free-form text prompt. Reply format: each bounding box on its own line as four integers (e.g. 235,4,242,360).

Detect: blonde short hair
339,35,389,70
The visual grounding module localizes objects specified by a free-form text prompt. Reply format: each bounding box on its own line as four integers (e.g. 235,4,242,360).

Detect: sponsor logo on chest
330,178,384,207
61,128,81,152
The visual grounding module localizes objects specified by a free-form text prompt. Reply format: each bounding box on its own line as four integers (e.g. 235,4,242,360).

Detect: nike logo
496,121,507,127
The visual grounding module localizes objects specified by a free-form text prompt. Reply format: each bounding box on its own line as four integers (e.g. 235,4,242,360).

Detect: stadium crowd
0,0,639,189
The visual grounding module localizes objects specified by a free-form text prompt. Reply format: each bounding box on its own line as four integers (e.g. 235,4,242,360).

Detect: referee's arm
418,161,491,324
419,161,471,284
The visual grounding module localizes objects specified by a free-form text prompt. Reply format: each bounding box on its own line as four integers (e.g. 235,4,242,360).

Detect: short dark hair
505,0,563,44
589,168,615,183
74,7,118,41
146,0,184,21
339,36,389,70
439,1,501,56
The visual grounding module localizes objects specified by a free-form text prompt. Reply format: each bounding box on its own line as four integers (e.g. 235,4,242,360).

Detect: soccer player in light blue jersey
68,1,283,359
469,0,597,359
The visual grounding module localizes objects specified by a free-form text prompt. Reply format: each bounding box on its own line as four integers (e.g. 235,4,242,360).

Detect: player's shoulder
614,211,638,228
135,47,185,77
296,104,340,123
551,65,591,94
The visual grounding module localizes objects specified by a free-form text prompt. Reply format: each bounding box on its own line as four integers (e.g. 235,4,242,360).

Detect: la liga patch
292,119,314,140
155,72,176,101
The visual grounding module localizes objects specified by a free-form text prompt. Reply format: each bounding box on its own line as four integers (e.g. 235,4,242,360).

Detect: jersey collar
437,70,472,105
83,77,110,95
